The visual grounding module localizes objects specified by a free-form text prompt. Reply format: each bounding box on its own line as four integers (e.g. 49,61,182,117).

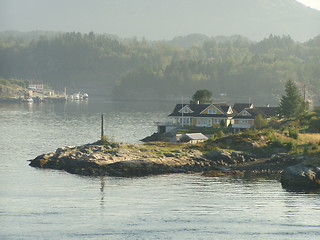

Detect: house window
183,107,189,113
208,109,216,114
179,117,191,125
196,118,212,127
240,120,248,124
214,119,220,124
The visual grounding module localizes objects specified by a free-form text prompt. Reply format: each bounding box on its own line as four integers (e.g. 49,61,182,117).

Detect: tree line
0,32,319,103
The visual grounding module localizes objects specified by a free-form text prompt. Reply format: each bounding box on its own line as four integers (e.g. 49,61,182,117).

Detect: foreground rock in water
280,163,320,191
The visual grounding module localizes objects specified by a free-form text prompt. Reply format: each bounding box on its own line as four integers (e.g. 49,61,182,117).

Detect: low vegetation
0,77,30,98
198,111,320,157
98,111,320,164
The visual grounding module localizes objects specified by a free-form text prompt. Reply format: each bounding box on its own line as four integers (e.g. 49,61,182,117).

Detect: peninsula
29,127,320,191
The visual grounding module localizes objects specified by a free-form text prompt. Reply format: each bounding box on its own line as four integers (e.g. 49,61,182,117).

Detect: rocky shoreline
29,140,320,191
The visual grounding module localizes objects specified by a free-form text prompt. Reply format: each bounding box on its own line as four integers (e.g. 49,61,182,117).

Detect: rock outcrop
281,163,320,191
205,150,257,165
140,131,176,142
29,141,314,181
29,143,216,177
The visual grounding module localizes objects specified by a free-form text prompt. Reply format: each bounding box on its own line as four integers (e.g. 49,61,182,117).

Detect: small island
29,118,320,192
29,83,320,192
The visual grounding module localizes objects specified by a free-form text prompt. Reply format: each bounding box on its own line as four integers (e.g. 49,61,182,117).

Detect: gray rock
163,152,175,157
281,164,320,190
206,150,231,161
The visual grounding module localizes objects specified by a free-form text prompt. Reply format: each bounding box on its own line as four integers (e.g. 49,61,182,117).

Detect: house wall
232,119,254,129
29,84,44,90
201,106,223,114
226,118,232,126
174,116,230,128
173,115,246,128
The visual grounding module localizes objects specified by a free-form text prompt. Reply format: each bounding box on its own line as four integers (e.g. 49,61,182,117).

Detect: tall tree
191,89,213,104
278,80,306,118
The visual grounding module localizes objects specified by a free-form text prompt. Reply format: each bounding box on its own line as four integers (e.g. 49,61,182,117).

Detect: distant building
232,106,278,130
28,84,54,96
178,133,208,143
169,102,235,127
28,84,44,91
167,101,278,130
233,103,254,113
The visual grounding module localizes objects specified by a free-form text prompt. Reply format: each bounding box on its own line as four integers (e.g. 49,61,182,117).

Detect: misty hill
1,0,319,42
137,0,320,42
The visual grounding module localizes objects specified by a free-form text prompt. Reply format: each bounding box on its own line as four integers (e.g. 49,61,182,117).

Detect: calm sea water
1,98,319,240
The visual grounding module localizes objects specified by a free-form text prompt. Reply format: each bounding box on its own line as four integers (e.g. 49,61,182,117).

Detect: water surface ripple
1,100,319,239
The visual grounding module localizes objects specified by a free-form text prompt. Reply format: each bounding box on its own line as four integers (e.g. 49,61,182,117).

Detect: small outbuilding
179,133,208,143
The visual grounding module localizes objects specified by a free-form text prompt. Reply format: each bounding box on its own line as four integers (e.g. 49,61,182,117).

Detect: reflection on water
0,99,320,240
100,176,105,208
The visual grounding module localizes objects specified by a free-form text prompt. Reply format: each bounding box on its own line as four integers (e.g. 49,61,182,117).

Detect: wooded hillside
0,32,319,104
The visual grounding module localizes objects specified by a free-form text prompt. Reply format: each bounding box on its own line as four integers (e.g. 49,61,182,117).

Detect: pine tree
278,80,306,118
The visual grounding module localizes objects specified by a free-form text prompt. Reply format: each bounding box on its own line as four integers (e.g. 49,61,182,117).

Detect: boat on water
73,93,81,100
82,93,89,99
22,98,34,103
69,92,89,101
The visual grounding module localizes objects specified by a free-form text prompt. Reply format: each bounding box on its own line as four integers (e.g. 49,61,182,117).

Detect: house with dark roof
168,103,234,127
232,106,279,129
233,103,254,113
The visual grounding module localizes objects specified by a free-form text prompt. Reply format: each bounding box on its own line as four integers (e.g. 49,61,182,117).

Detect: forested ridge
0,32,319,104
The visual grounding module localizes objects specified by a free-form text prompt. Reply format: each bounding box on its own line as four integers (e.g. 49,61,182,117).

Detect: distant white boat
73,93,81,100
22,98,34,103
82,93,89,99
67,95,74,101
69,92,88,101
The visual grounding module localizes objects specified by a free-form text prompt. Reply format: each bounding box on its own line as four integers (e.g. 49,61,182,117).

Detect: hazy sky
296,0,320,10
0,0,319,40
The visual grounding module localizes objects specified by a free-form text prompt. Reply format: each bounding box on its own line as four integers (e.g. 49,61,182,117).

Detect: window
196,118,212,127
214,119,220,124
240,120,248,124
208,109,216,114
179,117,191,125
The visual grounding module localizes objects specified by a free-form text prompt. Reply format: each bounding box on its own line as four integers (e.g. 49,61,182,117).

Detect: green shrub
216,130,224,139
309,116,320,133
220,119,226,128
100,135,109,145
285,141,297,151
288,128,299,139
269,139,284,148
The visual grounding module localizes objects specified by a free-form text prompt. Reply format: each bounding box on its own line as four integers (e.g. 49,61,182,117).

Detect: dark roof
256,107,279,117
233,103,254,113
234,106,279,119
169,103,233,117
